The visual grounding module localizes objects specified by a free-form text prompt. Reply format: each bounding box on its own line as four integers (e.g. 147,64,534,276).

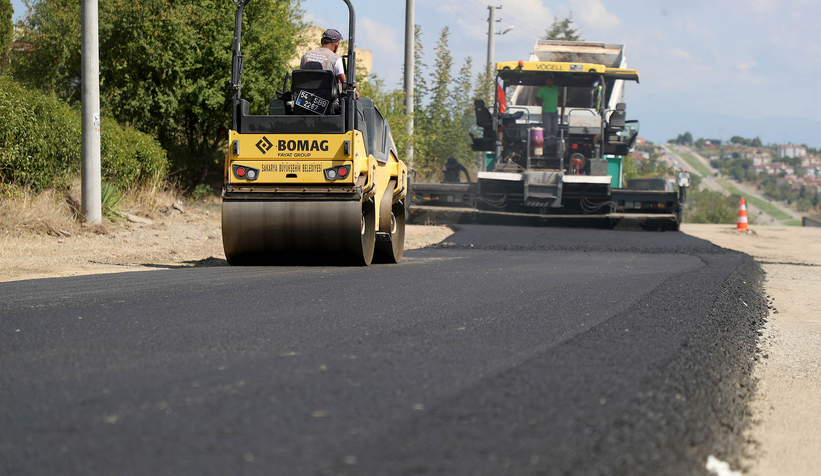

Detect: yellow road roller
222,0,407,265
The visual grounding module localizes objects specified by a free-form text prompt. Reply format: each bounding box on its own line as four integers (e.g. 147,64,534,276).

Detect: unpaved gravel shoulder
0,205,453,283
681,224,821,476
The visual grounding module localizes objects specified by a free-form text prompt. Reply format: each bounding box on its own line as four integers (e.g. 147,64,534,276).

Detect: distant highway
662,145,786,226
1,226,766,475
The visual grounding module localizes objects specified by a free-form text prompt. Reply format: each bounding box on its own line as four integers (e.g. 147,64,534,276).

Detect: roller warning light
232,164,259,181
324,165,350,181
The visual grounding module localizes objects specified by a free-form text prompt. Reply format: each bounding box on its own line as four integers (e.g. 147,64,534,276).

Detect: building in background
777,144,807,158
290,25,372,77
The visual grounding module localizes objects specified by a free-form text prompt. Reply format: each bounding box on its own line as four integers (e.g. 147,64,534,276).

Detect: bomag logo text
277,140,329,152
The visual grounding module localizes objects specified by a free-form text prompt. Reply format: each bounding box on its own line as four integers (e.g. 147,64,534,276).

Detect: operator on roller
300,28,358,98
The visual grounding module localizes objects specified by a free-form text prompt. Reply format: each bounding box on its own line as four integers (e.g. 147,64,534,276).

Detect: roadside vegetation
684,189,742,224
716,179,791,221
623,146,674,181
4,1,578,233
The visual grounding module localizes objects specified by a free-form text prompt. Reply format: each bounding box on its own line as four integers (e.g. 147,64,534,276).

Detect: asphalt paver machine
410,45,689,230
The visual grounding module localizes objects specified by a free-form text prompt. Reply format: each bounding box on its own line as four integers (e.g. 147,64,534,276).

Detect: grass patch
0,178,184,242
784,219,802,227
101,182,124,222
716,179,792,221
678,152,713,177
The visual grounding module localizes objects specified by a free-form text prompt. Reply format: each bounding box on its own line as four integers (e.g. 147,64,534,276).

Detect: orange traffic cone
736,197,748,231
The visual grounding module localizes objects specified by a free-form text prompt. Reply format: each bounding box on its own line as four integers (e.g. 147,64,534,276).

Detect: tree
417,27,455,174
675,131,693,146
686,191,741,224
411,24,427,115
0,0,11,60
358,73,409,160
474,63,494,108
543,14,583,41
751,136,762,147
11,0,303,186
449,56,476,167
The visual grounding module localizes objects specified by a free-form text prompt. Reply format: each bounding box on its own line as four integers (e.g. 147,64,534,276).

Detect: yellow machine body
223,0,406,265
222,128,407,266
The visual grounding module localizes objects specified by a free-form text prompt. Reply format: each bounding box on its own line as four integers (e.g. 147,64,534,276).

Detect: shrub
191,183,213,201
685,190,744,224
100,116,167,190
0,76,168,192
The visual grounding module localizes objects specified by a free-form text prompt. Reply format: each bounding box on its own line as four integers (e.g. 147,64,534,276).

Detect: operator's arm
459,164,471,183
334,59,359,99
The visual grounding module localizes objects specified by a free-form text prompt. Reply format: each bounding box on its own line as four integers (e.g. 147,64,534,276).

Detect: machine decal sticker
256,137,273,154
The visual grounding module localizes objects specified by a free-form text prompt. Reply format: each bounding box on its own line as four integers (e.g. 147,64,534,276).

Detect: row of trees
728,135,763,147
0,0,11,57
359,25,494,180
671,132,766,148
392,14,586,179
8,0,495,185
9,0,303,187
7,0,588,188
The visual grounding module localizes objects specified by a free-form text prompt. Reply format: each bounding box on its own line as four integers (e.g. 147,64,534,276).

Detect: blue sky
12,0,821,146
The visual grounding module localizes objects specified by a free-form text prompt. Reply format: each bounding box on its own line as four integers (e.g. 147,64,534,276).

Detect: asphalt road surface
0,226,768,476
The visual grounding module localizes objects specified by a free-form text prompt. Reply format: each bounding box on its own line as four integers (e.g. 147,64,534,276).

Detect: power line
461,0,547,41
455,0,485,21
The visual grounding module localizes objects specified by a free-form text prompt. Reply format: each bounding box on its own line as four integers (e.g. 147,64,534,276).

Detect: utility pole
486,5,501,70
81,0,101,224
404,0,414,171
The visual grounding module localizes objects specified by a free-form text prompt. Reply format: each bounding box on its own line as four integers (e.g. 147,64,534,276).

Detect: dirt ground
682,224,821,476
1,206,817,474
0,200,454,282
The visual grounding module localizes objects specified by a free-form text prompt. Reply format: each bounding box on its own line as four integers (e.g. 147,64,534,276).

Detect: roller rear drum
222,199,376,265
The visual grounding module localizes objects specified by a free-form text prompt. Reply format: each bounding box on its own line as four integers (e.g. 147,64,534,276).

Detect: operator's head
545,75,554,87
321,29,343,51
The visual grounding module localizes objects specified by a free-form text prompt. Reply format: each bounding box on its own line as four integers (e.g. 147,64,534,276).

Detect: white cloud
569,0,620,29
747,0,776,14
735,60,756,73
442,0,554,46
501,0,555,40
357,17,402,57
455,18,488,42
303,13,338,32
670,49,692,60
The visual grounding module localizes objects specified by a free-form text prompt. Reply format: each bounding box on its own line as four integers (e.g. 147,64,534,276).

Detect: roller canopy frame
230,0,358,132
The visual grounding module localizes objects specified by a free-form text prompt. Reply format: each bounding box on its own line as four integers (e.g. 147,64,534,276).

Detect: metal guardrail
802,216,821,227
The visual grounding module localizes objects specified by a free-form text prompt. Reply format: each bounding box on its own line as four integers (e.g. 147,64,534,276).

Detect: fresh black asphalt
0,226,767,475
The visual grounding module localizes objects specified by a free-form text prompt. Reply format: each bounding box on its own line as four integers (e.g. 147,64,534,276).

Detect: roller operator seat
290,69,341,115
